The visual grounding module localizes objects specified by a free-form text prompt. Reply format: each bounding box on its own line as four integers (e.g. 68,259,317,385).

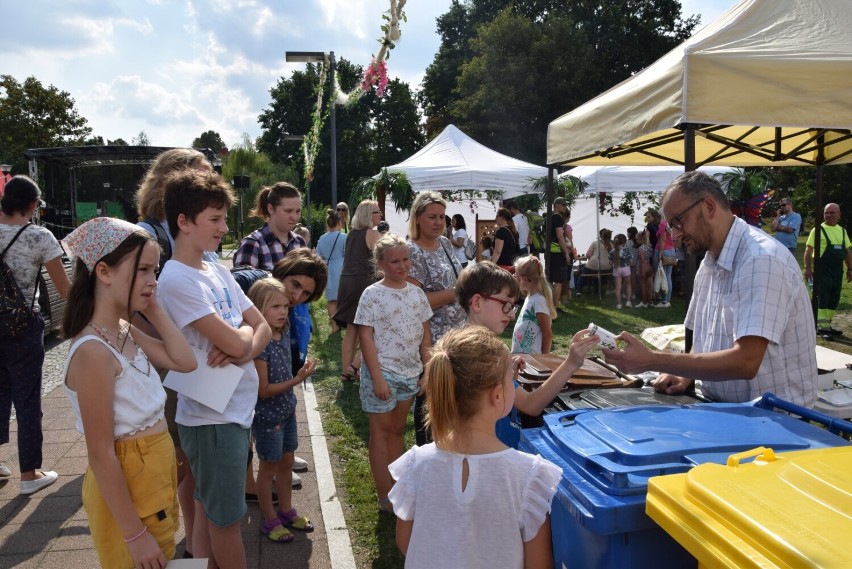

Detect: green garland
302,60,328,187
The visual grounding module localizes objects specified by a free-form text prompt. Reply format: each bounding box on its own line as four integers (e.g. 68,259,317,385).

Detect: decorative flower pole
335,0,407,105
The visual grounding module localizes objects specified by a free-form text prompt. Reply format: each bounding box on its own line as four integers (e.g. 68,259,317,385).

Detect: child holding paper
61,217,196,568
157,169,271,568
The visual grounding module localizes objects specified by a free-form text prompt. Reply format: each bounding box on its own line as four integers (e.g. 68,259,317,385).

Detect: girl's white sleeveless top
63,335,166,439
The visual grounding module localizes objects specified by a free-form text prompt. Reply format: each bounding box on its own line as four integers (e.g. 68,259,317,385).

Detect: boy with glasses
455,262,597,446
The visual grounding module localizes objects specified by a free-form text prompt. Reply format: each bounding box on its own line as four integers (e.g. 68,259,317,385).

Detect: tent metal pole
683,126,696,352
596,193,602,300
812,135,825,326
545,167,554,275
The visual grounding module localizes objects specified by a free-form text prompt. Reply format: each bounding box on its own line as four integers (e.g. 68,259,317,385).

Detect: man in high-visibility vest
804,203,852,338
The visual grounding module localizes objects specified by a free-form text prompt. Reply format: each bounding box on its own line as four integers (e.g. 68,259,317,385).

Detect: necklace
87,322,151,376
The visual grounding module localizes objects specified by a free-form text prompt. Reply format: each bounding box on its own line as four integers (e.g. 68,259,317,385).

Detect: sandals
260,518,294,543
341,364,361,383
378,497,394,515
278,508,315,532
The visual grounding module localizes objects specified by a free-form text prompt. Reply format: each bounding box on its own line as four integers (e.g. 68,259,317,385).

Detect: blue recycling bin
520,402,852,569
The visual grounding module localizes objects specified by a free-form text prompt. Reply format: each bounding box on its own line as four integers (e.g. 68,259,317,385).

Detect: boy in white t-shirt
157,170,271,568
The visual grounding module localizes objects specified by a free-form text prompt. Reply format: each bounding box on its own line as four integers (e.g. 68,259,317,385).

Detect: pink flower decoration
360,57,389,97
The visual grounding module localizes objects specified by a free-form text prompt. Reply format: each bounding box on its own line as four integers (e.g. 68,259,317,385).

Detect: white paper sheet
164,347,242,413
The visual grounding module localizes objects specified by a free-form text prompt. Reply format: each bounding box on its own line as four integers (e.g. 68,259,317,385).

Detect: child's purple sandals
278,507,314,532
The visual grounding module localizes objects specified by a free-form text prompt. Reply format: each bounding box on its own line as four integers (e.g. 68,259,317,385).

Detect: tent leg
812,159,824,326
544,167,554,276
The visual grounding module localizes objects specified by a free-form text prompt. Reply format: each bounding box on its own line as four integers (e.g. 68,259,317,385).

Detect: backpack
0,224,38,340
142,217,172,275
526,211,546,254
463,235,477,260
230,265,271,294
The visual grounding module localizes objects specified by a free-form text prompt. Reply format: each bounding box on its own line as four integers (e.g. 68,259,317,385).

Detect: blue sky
2,0,734,149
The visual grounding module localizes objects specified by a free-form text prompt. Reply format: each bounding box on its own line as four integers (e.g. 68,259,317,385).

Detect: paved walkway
0,375,355,568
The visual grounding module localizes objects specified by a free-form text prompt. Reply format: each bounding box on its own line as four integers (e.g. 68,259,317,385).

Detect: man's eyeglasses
667,199,704,231
482,295,516,314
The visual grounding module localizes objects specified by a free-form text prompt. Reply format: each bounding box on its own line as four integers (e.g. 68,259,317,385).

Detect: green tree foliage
257,58,423,206
223,133,299,239
132,130,151,146
192,130,228,153
369,79,425,179
451,9,594,163
108,138,129,146
769,165,852,231
0,75,92,174
351,168,414,219
420,0,698,159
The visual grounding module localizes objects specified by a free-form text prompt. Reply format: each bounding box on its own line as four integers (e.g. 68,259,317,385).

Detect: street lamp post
284,51,337,208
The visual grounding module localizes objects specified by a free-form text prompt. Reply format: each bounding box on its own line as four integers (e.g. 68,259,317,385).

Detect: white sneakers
625,301,633,308
20,471,58,496
0,463,11,477
655,302,671,308
635,302,647,308
292,456,309,472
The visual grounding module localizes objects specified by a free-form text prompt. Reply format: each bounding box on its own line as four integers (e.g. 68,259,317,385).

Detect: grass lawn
306,238,852,567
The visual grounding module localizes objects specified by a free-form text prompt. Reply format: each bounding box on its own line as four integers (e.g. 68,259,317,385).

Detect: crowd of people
0,152,836,567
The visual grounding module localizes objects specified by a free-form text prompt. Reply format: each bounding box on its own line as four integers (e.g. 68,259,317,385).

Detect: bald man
603,171,817,408
804,203,852,337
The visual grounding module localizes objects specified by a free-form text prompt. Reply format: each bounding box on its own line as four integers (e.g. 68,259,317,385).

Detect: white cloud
86,75,205,125
3,1,728,151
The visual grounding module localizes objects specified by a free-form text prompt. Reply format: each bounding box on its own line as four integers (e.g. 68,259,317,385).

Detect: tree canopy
192,130,228,153
0,75,92,174
257,57,424,205
420,0,698,163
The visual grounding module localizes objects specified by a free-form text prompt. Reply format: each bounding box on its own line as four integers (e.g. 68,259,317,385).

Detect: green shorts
178,423,250,527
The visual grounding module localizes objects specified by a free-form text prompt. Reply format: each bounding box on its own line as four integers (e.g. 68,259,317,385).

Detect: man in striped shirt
604,171,817,408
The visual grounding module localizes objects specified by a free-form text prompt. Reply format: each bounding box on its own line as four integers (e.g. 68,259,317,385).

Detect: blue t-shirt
290,303,312,366
775,212,802,249
253,332,297,425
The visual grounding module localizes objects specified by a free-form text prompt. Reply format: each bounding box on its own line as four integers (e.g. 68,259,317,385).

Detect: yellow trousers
82,429,178,568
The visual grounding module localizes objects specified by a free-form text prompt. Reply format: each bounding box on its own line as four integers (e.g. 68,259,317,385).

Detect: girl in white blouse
388,325,562,569
61,218,195,568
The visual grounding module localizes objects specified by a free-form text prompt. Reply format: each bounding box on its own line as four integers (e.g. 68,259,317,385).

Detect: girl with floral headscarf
61,217,196,568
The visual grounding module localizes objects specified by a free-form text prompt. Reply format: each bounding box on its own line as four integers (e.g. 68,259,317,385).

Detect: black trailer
22,145,220,335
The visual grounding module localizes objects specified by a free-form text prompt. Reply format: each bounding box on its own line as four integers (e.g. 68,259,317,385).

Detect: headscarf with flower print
62,217,149,273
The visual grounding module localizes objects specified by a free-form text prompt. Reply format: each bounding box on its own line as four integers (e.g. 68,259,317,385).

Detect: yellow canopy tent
545,0,852,319
547,0,852,168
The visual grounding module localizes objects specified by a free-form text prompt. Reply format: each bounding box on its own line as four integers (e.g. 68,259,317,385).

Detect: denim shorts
360,366,419,414
251,414,298,462
178,423,249,527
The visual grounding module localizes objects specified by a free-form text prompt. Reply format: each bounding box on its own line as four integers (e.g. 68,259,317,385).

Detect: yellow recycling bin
647,446,852,568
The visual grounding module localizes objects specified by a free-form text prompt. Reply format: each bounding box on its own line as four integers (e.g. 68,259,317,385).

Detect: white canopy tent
383,124,547,198
561,165,736,253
